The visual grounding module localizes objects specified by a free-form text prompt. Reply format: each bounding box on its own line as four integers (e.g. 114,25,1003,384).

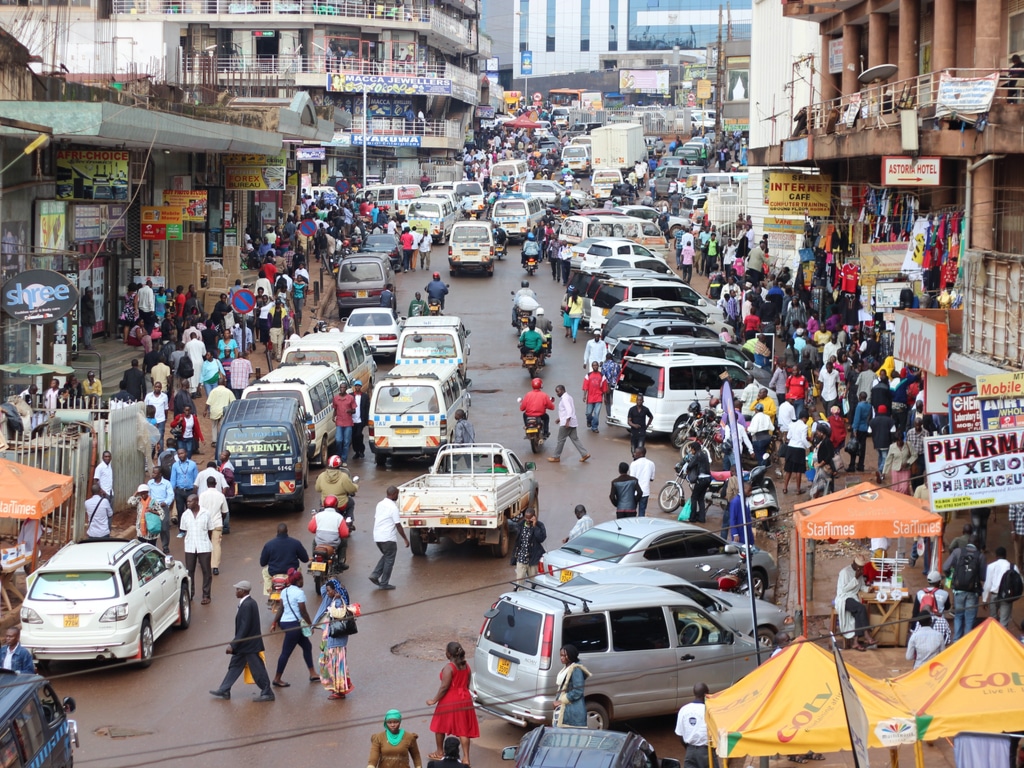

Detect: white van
561,144,591,176
368,362,470,465
607,353,749,436
396,316,471,381
279,330,377,391
570,136,593,149
491,194,545,243
427,181,486,215
558,215,671,259
684,172,748,191
361,184,423,216
406,197,459,243
591,169,623,199
241,363,349,466
448,220,495,275
490,160,529,190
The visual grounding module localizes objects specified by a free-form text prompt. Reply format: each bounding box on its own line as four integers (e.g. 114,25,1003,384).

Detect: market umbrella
0,458,73,519
504,114,543,129
0,362,76,376
792,482,940,540
887,618,1024,740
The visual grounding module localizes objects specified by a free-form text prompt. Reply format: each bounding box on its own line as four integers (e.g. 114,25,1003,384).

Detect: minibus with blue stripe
0,672,77,768
368,362,469,466
395,316,471,383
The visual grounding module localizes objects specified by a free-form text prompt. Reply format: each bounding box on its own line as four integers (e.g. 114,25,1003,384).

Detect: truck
590,123,646,171
397,443,539,558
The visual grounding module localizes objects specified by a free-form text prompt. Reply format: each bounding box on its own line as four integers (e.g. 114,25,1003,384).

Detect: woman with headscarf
553,644,590,727
426,737,469,768
269,568,317,688
313,578,354,700
367,710,421,768
426,641,479,765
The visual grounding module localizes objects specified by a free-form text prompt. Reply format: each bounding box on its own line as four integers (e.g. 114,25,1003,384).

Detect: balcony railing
350,118,465,139
802,67,1021,135
182,54,452,78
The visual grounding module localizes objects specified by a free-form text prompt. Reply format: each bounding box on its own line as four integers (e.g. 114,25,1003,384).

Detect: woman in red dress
426,642,480,766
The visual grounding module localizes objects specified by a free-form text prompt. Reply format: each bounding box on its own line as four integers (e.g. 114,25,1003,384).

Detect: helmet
531,378,543,390
521,280,530,288
323,495,339,509
527,233,536,240
536,308,545,316
328,456,342,469
688,401,702,415
433,272,441,279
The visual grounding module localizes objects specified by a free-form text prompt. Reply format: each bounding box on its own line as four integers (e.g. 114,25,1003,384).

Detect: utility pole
716,7,724,137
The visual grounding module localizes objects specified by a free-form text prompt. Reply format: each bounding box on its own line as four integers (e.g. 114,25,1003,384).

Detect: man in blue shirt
0,628,33,674
148,465,175,554
724,483,754,546
849,391,872,472
169,447,198,533
259,524,309,598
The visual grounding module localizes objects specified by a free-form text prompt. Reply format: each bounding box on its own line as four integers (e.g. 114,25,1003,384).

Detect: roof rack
510,580,592,614
108,540,139,566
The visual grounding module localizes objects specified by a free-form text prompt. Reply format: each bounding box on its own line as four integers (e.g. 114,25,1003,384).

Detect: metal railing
351,117,465,139
803,67,1021,133
182,53,468,80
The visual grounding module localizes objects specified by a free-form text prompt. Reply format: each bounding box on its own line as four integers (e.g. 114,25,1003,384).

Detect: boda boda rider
520,378,555,440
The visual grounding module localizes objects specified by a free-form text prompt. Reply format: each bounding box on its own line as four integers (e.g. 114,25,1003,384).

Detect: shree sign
894,312,948,375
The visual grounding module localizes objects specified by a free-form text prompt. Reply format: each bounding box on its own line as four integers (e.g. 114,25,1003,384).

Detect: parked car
540,517,777,597
21,539,191,667
602,299,731,337
602,317,721,345
345,307,402,356
502,727,680,768
609,335,763,383
335,254,397,316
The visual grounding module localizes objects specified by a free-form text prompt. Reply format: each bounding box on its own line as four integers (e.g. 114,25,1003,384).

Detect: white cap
136,484,150,493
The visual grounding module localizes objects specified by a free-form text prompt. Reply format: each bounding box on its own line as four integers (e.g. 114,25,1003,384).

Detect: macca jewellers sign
2,269,80,324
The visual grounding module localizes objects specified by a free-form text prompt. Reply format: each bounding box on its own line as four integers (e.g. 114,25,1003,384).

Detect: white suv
21,539,191,668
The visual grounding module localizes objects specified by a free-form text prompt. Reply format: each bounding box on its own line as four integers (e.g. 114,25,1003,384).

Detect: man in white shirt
93,451,114,501
777,398,797,435
137,279,155,329
144,382,170,449
351,380,368,460
548,385,590,463
675,683,713,768
199,476,228,576
180,492,213,603
370,486,409,590
84,481,114,539
628,447,656,517
982,546,1019,627
583,332,607,371
563,504,595,544
818,360,841,413
748,404,775,465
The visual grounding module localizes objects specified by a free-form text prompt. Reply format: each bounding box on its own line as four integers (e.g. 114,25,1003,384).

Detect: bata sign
894,312,948,375
924,428,1024,512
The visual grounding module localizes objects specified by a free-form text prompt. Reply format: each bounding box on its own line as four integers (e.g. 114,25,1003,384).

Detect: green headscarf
384,709,404,746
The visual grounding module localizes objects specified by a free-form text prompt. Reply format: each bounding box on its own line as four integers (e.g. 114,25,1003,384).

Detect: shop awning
0,102,285,155
0,459,72,520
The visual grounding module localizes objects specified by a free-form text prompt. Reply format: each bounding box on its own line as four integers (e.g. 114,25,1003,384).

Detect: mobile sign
2,269,80,324
923,428,1024,512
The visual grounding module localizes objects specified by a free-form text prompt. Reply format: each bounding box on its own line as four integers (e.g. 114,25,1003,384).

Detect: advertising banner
949,390,982,433
923,428,1024,512
295,147,326,161
35,200,67,254
366,94,414,118
618,69,670,96
222,153,287,167
977,371,1024,400
56,149,130,201
935,72,997,118
766,173,832,217
326,73,452,96
162,190,208,222
329,133,422,147
520,51,533,76
979,398,1024,430
70,203,127,242
828,38,843,75
1,269,80,323
141,207,183,241
225,166,287,191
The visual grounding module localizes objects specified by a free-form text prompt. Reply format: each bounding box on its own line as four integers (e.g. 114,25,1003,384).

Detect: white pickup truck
398,443,539,558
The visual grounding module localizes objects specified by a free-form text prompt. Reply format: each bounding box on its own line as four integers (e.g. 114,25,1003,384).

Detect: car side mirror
661,759,682,768
724,544,738,554
63,696,76,714
501,747,518,761
722,630,734,644
525,461,536,470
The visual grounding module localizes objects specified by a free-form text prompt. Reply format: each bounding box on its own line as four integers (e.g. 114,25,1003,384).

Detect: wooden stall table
0,554,28,613
860,589,914,647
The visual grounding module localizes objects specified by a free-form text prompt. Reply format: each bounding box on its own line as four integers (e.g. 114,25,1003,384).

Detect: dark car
503,727,680,768
361,232,402,272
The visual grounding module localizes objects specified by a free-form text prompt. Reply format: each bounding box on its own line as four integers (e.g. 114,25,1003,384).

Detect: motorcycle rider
315,455,359,527
493,224,509,257
308,495,351,571
512,280,538,327
424,272,449,310
519,318,545,360
533,307,553,353
522,231,542,269
520,377,555,439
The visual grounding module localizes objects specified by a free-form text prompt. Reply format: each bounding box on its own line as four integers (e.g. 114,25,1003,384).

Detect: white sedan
346,307,402,356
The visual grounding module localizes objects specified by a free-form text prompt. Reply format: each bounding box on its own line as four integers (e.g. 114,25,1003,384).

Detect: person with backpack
943,536,987,641
983,546,1022,628
915,570,949,616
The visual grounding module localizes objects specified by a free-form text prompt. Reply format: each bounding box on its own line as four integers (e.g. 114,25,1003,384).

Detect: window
118,561,133,595
38,686,61,726
608,0,618,50
546,0,556,51
684,533,728,558
0,729,19,768
133,549,165,586
560,528,639,561
484,600,543,654
1011,13,1024,56
29,571,117,601
644,534,690,560
519,0,529,52
580,0,590,51
374,385,439,415
563,612,609,653
617,361,661,398
672,607,729,646
343,345,361,372
609,607,669,651
12,700,43,759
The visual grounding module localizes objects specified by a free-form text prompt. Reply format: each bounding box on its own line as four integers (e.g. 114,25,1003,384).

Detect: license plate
754,509,769,519
270,592,281,601
251,473,266,486
559,569,574,583
465,249,479,255
310,561,327,572
526,427,540,434
497,658,511,676
64,615,79,628
356,290,368,299
630,394,638,403
394,427,420,434
442,517,470,525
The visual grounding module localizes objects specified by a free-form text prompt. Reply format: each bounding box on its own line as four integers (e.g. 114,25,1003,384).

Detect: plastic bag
243,651,266,684
678,498,693,522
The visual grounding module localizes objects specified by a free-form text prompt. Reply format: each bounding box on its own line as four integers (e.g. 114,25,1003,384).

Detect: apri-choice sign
2,269,80,324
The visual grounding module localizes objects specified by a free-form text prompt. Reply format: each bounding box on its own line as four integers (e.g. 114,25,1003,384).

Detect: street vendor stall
792,483,943,641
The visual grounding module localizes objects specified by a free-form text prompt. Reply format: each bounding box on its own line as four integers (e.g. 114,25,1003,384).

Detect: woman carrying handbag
553,644,591,727
312,578,356,700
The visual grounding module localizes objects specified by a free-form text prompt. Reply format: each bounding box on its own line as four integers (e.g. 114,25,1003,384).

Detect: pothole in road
391,628,478,662
94,726,153,739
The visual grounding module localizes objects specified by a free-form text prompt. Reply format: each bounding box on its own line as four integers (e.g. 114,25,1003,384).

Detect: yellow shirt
82,379,102,397
206,386,236,421
753,396,777,419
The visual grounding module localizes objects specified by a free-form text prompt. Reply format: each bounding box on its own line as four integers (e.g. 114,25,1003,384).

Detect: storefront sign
55,150,130,201
976,371,1024,400
924,371,975,414
222,153,287,167
295,147,326,161
330,133,422,148
979,398,1024,430
881,156,941,187
893,312,948,375
475,105,495,119
873,281,913,311
326,73,452,96
225,166,286,191
949,390,982,433
766,172,831,217
1,269,80,323
70,203,127,242
695,79,712,100
924,428,1024,512
935,72,998,118
141,207,183,241
35,200,66,253
828,38,843,74
162,191,208,222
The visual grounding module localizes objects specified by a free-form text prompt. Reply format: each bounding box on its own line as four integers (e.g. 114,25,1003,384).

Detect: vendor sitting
836,553,880,651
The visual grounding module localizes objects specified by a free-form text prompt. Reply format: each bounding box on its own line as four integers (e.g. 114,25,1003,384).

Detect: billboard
56,149,130,201
162,190,208,222
923,428,1024,512
70,203,126,242
766,172,832,217
618,69,670,96
326,73,452,96
521,50,533,76
35,200,66,253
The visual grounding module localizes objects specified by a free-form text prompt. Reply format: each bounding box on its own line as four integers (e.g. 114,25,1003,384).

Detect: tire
410,532,427,557
490,521,509,558
314,573,324,593
585,700,610,730
529,434,541,453
375,452,387,467
751,568,768,599
658,481,683,513
137,619,154,668
449,270,457,278
756,626,776,651
175,585,191,630
671,417,693,449
668,224,682,240
317,437,329,468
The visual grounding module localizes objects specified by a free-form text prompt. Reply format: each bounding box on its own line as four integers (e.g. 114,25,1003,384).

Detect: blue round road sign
335,179,350,194
231,288,256,314
299,220,318,237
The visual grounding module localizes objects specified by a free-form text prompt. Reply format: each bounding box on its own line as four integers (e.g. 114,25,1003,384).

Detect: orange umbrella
0,458,72,519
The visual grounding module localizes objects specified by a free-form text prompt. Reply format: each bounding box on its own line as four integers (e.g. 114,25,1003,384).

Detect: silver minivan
470,581,759,729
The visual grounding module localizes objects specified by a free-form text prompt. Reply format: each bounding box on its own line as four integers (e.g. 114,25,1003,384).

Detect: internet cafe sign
2,269,80,324
894,312,948,375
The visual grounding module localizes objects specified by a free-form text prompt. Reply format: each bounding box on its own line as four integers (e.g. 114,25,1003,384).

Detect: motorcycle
427,298,443,316
692,552,754,595
670,400,704,448
495,242,507,260
521,349,545,378
524,254,538,275
268,573,290,612
513,307,534,333
523,414,544,453
658,452,777,520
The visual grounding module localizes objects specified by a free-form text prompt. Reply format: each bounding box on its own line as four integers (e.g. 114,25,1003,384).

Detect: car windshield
560,528,640,561
455,182,483,197
348,312,394,328
483,600,543,655
451,226,490,244
593,172,619,184
221,425,294,455
493,202,527,218
30,571,118,601
364,236,396,251
399,332,457,358
618,361,661,397
281,349,341,366
374,384,439,415
338,260,384,283
244,389,303,409
562,147,587,158
408,202,442,218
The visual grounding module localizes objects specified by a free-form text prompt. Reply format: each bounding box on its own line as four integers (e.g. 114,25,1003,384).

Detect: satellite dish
859,63,898,84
